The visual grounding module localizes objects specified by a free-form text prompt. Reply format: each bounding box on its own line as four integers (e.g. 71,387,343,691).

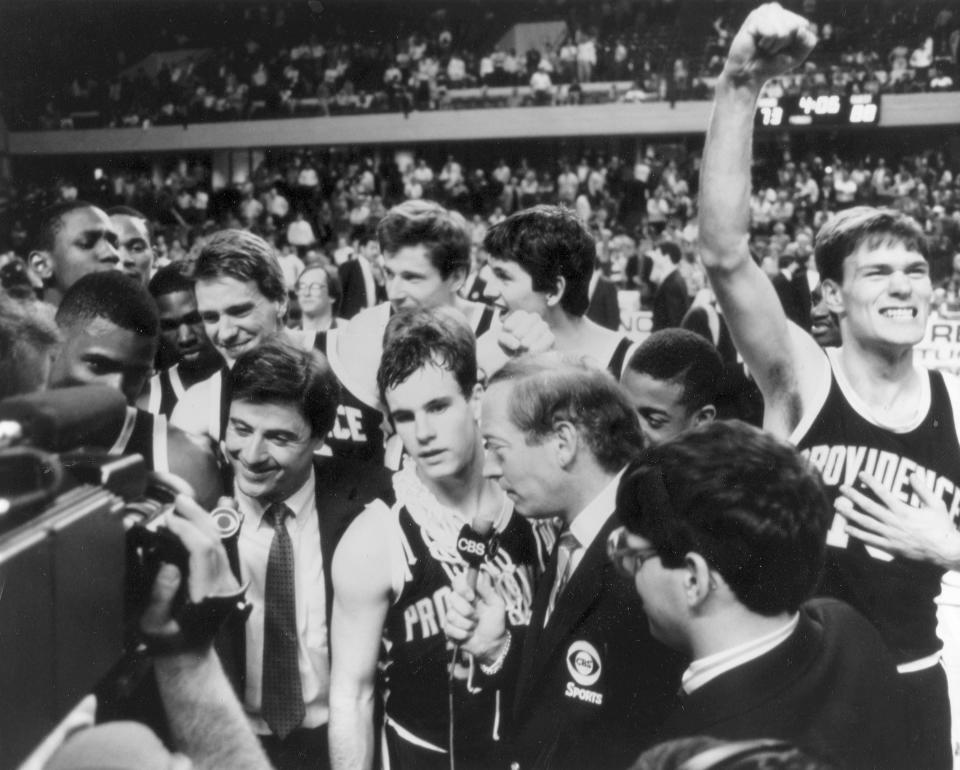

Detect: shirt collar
237,466,317,531
568,468,625,550
681,613,799,694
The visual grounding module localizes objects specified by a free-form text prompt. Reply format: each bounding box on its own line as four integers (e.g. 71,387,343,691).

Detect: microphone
457,508,499,593
0,386,128,452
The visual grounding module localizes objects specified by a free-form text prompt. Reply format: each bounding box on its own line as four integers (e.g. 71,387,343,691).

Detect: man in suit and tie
586,265,621,332
337,231,386,320
445,355,684,770
650,241,691,332
221,339,393,770
615,420,911,770
770,253,812,331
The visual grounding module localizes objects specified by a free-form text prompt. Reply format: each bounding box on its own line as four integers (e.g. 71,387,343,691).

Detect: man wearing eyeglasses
445,354,684,770
614,420,911,770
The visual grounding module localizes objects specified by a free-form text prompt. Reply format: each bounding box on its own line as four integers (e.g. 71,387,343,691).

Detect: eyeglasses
606,525,658,579
296,282,328,296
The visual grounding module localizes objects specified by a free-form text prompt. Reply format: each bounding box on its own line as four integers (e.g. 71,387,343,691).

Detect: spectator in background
650,240,690,331
296,264,343,335
337,231,385,320
108,206,154,286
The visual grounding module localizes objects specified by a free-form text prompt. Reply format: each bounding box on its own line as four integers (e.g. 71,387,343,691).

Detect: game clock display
755,93,880,128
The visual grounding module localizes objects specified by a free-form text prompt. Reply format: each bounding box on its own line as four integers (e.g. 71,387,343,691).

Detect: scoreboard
755,93,881,129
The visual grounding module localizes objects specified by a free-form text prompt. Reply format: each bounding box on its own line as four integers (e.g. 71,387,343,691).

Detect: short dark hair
0,296,61,400
625,329,722,411
617,420,830,615
148,264,195,300
377,200,470,279
483,205,594,316
815,206,928,284
56,271,159,338
107,205,153,239
378,307,477,406
658,241,682,264
34,201,101,253
488,354,644,472
230,339,340,438
297,265,342,313
193,229,286,303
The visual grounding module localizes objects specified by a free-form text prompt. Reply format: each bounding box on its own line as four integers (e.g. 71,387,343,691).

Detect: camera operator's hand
139,494,241,640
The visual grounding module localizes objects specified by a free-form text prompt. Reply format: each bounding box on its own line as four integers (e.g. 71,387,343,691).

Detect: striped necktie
545,530,580,626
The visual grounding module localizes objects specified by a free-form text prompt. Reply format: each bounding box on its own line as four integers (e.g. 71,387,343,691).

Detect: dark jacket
587,275,621,331
659,599,911,770
652,269,690,332
338,259,386,320
500,509,684,770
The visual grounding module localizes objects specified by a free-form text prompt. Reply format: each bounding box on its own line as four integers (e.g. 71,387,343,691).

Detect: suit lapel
515,542,559,707
514,513,618,713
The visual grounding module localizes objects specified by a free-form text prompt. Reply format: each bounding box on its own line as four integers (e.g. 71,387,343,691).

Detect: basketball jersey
144,365,188,419
314,330,388,464
380,468,544,758
606,336,634,380
793,350,960,662
109,406,168,473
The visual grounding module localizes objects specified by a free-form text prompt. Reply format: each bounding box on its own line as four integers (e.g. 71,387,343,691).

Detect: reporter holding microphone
328,309,544,770
444,355,685,770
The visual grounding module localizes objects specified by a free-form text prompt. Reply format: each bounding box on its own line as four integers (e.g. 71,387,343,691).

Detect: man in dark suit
771,254,812,330
219,339,393,770
337,233,386,319
586,266,621,331
650,241,690,331
446,355,684,770
615,420,911,770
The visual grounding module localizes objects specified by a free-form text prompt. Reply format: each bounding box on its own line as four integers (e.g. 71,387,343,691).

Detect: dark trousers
260,724,329,770
902,663,952,770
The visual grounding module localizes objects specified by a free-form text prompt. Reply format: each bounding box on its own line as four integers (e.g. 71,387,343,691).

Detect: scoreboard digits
755,93,880,128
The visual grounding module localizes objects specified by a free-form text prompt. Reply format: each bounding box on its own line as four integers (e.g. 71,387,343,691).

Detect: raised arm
699,3,824,437
328,504,394,770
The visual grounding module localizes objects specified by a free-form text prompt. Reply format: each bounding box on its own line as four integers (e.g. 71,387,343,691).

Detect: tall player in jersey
318,201,552,466
328,309,544,770
698,5,959,767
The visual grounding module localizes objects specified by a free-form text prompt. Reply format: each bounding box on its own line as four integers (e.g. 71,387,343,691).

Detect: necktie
545,530,580,626
261,502,305,739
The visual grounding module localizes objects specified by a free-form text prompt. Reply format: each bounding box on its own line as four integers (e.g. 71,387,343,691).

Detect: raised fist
723,3,817,88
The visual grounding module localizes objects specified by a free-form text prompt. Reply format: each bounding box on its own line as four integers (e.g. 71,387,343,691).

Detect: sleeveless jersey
144,365,187,419
606,336,634,380
314,331,387,464
794,355,960,662
109,406,168,473
381,481,543,758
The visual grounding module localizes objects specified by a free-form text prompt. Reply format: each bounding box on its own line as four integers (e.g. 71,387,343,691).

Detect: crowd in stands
4,138,960,316
5,0,960,130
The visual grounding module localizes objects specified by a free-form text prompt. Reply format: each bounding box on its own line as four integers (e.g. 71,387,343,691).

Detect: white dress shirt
681,614,799,694
567,469,626,579
236,469,330,733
